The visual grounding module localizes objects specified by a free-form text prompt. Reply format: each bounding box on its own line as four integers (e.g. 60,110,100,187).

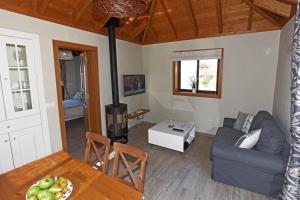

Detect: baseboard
196,131,215,138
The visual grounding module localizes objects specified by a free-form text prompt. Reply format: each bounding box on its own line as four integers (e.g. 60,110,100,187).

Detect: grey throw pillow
233,112,254,133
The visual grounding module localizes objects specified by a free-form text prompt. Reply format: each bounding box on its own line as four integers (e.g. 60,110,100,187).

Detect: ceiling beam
284,0,297,3
130,19,147,39
73,0,90,23
97,16,110,32
159,0,177,38
215,0,223,33
40,0,51,14
247,0,254,30
150,24,159,40
184,0,198,36
242,0,283,27
142,0,157,42
253,0,292,18
247,8,254,30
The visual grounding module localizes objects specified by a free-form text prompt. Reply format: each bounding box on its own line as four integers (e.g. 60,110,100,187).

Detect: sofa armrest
212,145,286,174
223,118,236,128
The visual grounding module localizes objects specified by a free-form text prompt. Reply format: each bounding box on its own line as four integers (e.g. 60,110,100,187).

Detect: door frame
53,40,102,151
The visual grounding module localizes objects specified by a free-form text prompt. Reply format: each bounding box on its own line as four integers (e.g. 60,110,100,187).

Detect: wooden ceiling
0,0,296,45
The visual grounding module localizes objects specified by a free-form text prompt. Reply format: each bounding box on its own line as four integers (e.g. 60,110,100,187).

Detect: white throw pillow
235,129,262,149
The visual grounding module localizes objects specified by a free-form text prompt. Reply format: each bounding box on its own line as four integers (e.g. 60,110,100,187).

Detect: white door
0,36,40,120
0,79,6,122
0,133,14,174
10,125,45,168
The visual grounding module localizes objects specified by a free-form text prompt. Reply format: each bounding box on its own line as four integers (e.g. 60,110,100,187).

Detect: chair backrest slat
112,142,147,193
85,132,110,174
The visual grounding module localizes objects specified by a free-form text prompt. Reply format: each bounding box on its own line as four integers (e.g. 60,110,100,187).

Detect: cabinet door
0,79,6,122
10,125,45,168
0,36,40,120
0,133,14,174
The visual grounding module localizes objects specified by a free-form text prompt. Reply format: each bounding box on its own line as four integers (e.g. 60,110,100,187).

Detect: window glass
198,59,218,92
180,60,197,90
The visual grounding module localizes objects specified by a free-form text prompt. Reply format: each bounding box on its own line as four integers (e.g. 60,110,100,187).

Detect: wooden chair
84,132,110,174
112,142,148,193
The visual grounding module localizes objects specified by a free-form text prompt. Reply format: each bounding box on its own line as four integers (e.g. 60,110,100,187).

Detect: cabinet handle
4,77,8,81
4,140,8,143
6,125,10,128
13,138,16,141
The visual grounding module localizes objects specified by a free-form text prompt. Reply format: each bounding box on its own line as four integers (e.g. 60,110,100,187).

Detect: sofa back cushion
254,118,285,155
250,111,273,131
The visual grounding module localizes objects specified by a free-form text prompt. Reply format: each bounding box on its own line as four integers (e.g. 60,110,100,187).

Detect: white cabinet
10,125,45,168
0,80,6,122
0,29,50,174
0,134,14,174
0,36,39,120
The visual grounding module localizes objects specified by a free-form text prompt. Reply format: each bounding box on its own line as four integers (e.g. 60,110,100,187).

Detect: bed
63,91,84,121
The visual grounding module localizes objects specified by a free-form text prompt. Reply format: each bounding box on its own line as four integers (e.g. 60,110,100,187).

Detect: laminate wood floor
127,122,274,200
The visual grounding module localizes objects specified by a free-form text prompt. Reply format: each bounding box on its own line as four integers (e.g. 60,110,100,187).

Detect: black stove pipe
105,18,120,107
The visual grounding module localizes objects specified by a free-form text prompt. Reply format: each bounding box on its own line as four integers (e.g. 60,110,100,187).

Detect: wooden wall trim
172,48,224,99
52,40,101,151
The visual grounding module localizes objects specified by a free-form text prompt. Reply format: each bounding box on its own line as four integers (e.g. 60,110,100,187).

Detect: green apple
27,186,41,197
37,190,55,200
39,177,54,189
28,196,38,200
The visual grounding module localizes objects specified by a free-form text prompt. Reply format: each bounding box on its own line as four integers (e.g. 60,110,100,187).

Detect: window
172,48,223,98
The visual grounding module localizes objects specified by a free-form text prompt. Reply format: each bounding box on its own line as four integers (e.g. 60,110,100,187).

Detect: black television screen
123,75,145,97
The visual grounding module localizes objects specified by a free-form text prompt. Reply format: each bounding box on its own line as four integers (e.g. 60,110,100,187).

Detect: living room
0,0,299,200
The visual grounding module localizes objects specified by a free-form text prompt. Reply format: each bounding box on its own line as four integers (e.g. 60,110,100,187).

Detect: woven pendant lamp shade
93,0,150,18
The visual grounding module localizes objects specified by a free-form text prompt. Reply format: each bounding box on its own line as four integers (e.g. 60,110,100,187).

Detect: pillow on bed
73,91,81,100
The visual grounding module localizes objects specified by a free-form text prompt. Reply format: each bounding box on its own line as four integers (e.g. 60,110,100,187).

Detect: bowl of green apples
26,176,73,200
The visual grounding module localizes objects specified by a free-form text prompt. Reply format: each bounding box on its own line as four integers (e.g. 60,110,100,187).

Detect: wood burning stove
105,17,128,143
105,104,128,143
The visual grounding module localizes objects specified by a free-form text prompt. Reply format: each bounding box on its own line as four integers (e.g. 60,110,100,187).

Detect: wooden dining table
0,151,143,200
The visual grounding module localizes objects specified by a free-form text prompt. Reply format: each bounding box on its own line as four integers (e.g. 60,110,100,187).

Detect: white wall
64,56,81,98
142,31,281,135
0,9,143,152
273,18,295,141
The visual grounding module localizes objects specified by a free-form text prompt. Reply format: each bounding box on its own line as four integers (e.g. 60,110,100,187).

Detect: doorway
53,40,102,159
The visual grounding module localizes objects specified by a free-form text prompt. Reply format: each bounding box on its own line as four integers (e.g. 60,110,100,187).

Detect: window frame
172,48,223,99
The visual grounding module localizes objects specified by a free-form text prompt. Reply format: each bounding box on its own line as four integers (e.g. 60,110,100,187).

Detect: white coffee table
148,120,195,152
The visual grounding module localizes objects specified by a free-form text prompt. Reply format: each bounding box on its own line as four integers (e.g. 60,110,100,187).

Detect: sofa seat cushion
255,119,285,155
213,145,286,175
213,127,244,146
210,127,243,161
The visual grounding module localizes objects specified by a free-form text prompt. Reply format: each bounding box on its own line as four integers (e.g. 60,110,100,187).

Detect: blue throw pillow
73,91,81,100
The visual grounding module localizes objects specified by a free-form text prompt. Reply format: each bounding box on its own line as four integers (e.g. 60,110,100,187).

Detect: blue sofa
210,111,290,197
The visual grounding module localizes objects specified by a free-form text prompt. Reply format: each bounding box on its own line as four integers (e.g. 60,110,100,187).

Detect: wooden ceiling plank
184,0,198,36
253,0,292,18
117,17,137,36
242,0,283,27
32,0,38,14
40,0,51,14
73,0,90,23
215,0,223,33
158,0,177,38
142,0,157,42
